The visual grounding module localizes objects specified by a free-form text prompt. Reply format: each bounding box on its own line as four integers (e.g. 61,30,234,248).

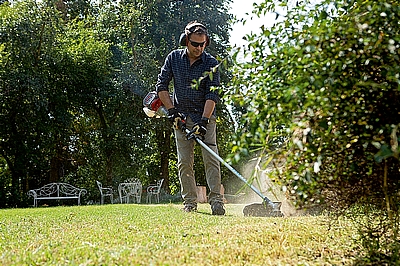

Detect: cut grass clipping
0,204,358,265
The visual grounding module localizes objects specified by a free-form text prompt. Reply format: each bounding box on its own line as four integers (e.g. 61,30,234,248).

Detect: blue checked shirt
156,48,220,124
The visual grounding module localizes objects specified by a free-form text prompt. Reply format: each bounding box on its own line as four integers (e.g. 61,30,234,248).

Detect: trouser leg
200,116,223,204
175,122,197,206
175,116,223,206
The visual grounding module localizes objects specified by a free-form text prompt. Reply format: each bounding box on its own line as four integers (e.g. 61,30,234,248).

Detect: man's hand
192,117,209,137
168,108,185,130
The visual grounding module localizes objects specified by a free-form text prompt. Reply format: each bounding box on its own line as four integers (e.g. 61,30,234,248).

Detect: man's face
186,33,207,59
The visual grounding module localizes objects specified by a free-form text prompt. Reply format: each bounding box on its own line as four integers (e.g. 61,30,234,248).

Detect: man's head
179,21,210,47
180,21,209,60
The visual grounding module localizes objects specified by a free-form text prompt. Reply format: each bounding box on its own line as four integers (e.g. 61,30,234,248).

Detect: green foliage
0,0,148,205
0,0,233,206
0,0,67,206
229,0,400,206
227,0,400,261
0,157,11,208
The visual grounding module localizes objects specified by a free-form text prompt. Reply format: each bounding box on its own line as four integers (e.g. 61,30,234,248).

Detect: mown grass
0,203,359,265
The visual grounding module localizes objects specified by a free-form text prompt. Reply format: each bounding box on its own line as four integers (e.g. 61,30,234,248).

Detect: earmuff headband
179,22,210,47
185,22,208,35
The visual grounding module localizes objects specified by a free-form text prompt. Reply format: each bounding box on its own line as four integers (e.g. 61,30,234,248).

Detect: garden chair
96,181,113,204
118,178,142,203
146,179,164,204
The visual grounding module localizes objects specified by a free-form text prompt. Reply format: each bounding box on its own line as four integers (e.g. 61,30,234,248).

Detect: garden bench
27,182,87,207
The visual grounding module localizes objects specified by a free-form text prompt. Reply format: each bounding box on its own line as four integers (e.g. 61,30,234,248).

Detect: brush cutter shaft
182,127,276,209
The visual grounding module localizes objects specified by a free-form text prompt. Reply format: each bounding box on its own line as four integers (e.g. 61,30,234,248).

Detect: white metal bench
27,183,87,207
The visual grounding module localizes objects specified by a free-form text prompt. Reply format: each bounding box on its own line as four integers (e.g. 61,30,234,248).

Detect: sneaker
182,204,197,213
211,201,225,215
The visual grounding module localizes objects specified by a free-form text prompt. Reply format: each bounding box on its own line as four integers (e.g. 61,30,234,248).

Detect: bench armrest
80,189,88,196
27,190,37,198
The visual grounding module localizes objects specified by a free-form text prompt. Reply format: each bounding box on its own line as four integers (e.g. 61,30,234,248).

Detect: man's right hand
167,108,185,130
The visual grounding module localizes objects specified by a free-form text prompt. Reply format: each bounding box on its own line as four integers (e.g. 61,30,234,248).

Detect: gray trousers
174,116,223,206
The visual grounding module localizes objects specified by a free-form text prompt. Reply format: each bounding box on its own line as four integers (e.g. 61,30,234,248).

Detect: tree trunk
105,152,114,186
10,149,28,207
49,144,63,183
157,128,171,194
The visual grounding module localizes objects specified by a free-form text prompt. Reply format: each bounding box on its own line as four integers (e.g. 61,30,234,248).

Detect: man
156,21,225,215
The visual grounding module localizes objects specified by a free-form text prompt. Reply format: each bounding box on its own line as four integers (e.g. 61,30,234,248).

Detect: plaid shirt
156,48,220,124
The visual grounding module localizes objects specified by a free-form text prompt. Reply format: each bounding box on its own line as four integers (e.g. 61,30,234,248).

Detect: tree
0,0,234,206
0,0,69,207
228,0,399,261
0,0,139,205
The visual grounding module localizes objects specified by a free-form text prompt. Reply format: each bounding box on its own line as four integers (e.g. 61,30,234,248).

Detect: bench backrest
28,183,86,197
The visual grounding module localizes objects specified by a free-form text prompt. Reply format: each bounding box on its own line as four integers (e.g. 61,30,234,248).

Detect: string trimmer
143,91,283,217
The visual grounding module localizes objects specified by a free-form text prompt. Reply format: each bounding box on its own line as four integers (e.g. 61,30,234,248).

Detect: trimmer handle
177,119,187,132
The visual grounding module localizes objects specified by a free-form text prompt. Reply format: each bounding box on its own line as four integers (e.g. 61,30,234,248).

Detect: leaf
374,145,394,163
320,11,328,19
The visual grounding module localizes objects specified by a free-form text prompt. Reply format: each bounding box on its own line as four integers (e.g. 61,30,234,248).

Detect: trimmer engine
142,91,168,118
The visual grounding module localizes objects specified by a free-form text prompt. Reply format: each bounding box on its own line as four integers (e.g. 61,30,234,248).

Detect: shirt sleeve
156,52,173,93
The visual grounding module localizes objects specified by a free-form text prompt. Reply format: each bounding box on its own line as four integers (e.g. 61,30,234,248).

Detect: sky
229,0,276,47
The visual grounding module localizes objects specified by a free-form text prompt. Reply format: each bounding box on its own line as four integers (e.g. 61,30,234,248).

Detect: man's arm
202,99,216,119
158,91,174,110
156,52,173,108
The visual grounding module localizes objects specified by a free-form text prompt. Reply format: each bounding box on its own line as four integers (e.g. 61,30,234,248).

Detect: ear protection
179,22,210,47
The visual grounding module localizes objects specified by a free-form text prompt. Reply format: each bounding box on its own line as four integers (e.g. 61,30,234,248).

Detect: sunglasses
189,39,206,48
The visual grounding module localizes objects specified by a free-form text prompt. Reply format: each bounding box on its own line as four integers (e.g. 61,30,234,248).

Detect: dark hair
185,21,208,37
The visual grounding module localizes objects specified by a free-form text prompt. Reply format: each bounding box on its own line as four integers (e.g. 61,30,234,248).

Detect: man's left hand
192,119,208,137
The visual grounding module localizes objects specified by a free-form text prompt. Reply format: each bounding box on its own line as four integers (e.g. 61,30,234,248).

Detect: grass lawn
0,203,359,265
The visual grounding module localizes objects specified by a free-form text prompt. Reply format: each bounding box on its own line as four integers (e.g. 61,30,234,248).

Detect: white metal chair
96,181,113,204
133,180,142,203
118,178,142,203
146,179,164,204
